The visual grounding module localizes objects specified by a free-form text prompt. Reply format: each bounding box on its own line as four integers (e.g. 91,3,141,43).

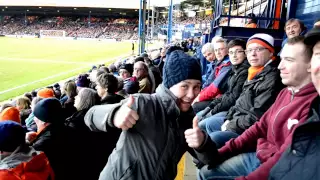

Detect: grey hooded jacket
85,84,199,180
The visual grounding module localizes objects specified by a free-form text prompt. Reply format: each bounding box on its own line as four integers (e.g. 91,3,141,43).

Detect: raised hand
185,116,205,149
113,95,139,130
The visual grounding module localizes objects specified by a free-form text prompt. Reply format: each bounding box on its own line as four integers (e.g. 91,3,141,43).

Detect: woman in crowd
61,80,77,118
16,97,32,125
96,72,124,104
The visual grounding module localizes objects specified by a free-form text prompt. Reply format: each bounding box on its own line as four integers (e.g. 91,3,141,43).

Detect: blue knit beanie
163,50,202,89
0,121,25,152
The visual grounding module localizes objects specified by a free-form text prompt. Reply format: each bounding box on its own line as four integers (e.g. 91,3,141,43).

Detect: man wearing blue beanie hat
84,49,208,180
0,121,54,179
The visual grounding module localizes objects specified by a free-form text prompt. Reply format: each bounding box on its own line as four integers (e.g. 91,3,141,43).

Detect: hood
287,82,316,97
0,146,39,170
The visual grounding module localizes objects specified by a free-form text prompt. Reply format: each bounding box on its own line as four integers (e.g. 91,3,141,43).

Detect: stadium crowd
0,16,138,40
1,18,320,180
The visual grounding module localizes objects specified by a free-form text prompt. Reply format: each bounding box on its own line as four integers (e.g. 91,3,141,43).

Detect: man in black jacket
269,26,320,180
197,34,283,147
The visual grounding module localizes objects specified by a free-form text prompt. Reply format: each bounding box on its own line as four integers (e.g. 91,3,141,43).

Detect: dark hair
108,64,117,73
31,90,37,98
227,39,246,50
96,73,119,94
97,66,110,78
99,66,110,73
287,35,312,61
24,93,32,101
285,18,306,32
134,56,145,63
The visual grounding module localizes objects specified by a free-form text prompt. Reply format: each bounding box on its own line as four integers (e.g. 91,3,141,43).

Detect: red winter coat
0,152,54,180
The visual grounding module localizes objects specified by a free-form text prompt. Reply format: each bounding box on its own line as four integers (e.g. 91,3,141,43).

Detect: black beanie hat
163,50,202,89
119,64,134,76
33,98,63,123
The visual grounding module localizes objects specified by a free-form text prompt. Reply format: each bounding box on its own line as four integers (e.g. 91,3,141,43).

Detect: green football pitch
0,37,135,102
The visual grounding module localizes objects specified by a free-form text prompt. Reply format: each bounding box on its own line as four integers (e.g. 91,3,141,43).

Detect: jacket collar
286,82,316,97
232,59,250,72
215,55,230,66
155,84,180,117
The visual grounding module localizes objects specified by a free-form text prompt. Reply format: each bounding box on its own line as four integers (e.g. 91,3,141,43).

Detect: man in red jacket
184,35,318,180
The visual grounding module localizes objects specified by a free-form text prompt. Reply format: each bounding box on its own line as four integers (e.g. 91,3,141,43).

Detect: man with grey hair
193,38,231,113
201,43,216,88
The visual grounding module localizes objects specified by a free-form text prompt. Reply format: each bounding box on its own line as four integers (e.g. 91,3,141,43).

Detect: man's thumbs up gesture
185,116,205,149
114,95,139,131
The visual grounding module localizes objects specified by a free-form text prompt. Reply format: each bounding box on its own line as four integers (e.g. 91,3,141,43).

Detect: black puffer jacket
101,94,124,105
65,109,121,180
203,60,250,118
269,98,320,180
225,60,284,134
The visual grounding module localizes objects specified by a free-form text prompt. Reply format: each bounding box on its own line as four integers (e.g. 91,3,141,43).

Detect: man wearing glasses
193,38,232,113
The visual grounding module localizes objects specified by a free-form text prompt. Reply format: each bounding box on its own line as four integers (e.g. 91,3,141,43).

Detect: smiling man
269,26,320,180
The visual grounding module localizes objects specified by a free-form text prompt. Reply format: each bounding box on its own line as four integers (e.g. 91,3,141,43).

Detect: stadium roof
0,0,184,9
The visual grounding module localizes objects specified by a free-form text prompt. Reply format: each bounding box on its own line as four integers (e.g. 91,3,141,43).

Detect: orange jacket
245,23,257,28
0,152,54,180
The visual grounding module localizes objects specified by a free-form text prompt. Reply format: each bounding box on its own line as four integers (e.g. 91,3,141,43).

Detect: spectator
65,87,120,179
134,56,145,63
191,35,317,180
269,26,320,180
245,13,258,28
119,63,133,80
76,74,90,92
144,57,162,91
37,88,55,98
15,97,32,125
201,43,216,88
0,107,20,124
66,88,100,129
31,90,37,99
193,38,231,113
61,80,77,119
157,46,168,75
197,39,250,133
25,97,43,132
0,121,54,180
96,73,124,104
150,50,161,65
29,98,71,179
24,92,32,102
53,83,61,99
117,63,139,96
84,49,202,180
108,64,118,76
133,61,152,93
279,18,307,55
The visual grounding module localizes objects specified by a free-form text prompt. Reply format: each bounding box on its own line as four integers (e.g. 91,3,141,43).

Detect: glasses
229,50,245,55
214,48,226,53
245,47,267,54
